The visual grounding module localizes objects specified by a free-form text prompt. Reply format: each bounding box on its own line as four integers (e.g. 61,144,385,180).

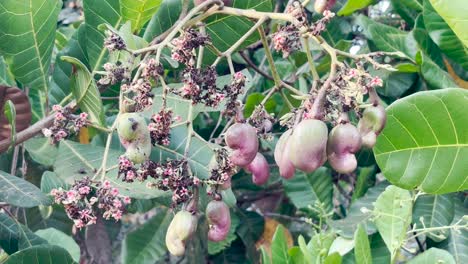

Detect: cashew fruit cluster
117,113,151,164
165,210,198,256
206,200,231,242
225,123,271,185
275,107,386,177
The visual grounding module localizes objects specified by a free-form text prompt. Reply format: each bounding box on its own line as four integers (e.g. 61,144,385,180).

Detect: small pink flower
123,196,131,205
66,190,77,201
110,187,119,196
193,177,200,186
113,199,122,208
126,170,135,180
55,112,65,121
88,216,97,225
174,115,182,122
78,186,91,195
148,123,158,132
112,210,123,220
52,105,62,112
323,10,335,18
50,188,58,196
79,112,88,120
102,180,111,189
234,72,244,80
348,68,359,78
370,76,383,87
74,219,85,229
162,138,170,146
164,168,173,176
162,178,169,186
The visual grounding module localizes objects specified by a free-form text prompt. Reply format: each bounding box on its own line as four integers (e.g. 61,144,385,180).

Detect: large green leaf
236,210,264,261
40,171,67,194
62,56,105,125
120,0,163,33
374,89,468,194
373,185,412,261
50,25,89,106
354,225,372,264
83,0,122,71
330,181,389,238
407,248,455,264
0,171,51,208
390,0,423,26
121,209,172,264
412,194,454,241
0,56,14,86
0,213,47,255
423,0,468,70
429,0,468,47
338,0,374,16
415,51,457,89
35,228,80,263
5,244,75,264
282,167,334,213
0,0,60,91
440,197,468,263
24,138,58,167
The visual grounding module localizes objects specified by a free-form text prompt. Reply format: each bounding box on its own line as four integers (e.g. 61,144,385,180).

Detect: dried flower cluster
98,62,131,86
207,148,237,198
222,72,247,117
141,58,164,81
171,28,211,67
175,67,225,107
149,108,174,146
51,177,131,229
122,79,154,112
42,105,88,144
248,105,275,138
104,30,126,51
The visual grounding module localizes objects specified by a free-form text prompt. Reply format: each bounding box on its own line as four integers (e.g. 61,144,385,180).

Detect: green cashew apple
288,119,328,173
245,152,270,185
225,123,259,166
206,200,231,242
165,210,198,256
117,113,148,142
125,135,151,164
327,123,361,173
274,130,295,179
357,105,386,148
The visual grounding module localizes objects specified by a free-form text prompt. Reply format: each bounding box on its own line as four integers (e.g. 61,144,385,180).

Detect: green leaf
243,93,276,117
354,225,372,264
261,246,272,264
0,0,61,91
208,212,240,255
120,0,163,33
4,100,16,148
24,138,58,166
330,182,389,238
143,0,183,42
390,0,423,27
351,166,376,201
62,56,105,125
429,0,468,47
288,246,305,264
35,228,80,263
40,171,67,194
271,225,289,264
5,244,75,264
423,0,468,70
324,253,342,264
373,185,412,261
412,194,454,241
54,140,167,199
83,0,122,71
236,210,265,261
329,236,354,256
338,0,374,16
0,213,47,255
50,24,89,106
374,89,468,194
122,209,172,264
309,233,335,263
298,235,312,264
374,70,418,98
407,248,455,264
0,170,51,208
440,196,468,263
282,167,334,213
416,52,458,89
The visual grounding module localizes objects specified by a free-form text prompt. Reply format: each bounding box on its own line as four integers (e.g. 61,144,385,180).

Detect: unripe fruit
206,200,231,242
327,123,361,173
288,119,328,173
194,0,232,7
245,152,270,185
117,113,148,142
274,130,295,179
165,210,198,256
357,105,386,148
225,123,259,166
125,135,151,164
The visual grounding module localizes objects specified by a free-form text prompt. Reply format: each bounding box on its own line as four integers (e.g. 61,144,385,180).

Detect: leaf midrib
375,144,467,157
29,0,48,92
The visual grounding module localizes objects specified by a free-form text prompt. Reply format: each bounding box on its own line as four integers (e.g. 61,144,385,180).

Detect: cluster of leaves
0,0,467,263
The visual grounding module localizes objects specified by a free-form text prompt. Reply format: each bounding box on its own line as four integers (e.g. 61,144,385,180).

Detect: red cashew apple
327,123,361,173
274,129,295,179
206,200,231,242
357,105,387,148
165,210,198,256
225,123,259,166
288,119,328,173
245,152,270,185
